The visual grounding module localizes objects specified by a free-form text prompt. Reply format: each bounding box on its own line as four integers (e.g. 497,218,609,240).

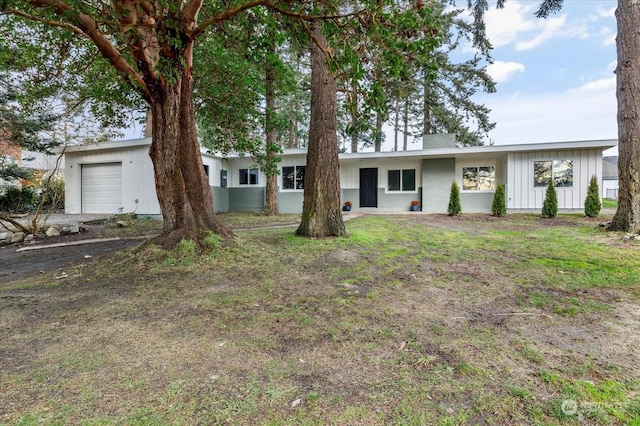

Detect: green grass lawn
1,213,639,425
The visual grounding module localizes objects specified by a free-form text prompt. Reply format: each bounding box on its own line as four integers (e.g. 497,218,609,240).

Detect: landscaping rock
116,220,130,228
0,231,13,246
69,225,80,234
46,227,61,237
24,234,35,243
60,226,71,235
11,232,25,243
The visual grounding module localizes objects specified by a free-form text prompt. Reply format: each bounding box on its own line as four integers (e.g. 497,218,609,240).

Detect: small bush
541,179,558,218
491,182,507,217
447,181,462,216
38,177,65,211
584,175,601,218
0,187,38,212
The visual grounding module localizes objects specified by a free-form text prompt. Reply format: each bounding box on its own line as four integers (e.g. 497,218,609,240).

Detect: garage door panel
82,163,123,213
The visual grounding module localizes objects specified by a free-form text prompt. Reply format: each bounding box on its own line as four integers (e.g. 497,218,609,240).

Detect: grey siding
229,187,265,212
212,186,229,213
460,193,494,213
423,158,455,213
279,192,304,213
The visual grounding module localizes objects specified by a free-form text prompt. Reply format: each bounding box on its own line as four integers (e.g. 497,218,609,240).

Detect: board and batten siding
65,145,160,215
506,149,602,211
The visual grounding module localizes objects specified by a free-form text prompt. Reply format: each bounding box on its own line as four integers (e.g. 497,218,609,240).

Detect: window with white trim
282,165,305,190
388,169,416,191
534,160,573,187
462,166,495,191
239,168,259,185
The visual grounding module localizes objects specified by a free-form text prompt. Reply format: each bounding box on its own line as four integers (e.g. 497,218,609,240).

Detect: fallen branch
0,213,31,234
470,310,552,319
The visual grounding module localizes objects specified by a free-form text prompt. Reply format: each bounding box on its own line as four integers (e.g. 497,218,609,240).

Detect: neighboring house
63,135,616,216
602,156,618,199
0,133,23,191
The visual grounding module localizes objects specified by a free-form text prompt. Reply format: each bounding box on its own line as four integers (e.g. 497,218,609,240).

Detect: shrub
491,182,507,217
447,181,462,216
0,186,38,213
584,175,601,218
38,176,65,211
541,179,558,218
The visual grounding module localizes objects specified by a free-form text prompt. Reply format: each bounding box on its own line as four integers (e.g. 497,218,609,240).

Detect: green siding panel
423,158,455,213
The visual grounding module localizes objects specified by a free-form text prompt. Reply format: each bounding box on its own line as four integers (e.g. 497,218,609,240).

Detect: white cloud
486,61,525,82
483,1,614,51
479,76,616,145
515,15,567,50
484,1,537,48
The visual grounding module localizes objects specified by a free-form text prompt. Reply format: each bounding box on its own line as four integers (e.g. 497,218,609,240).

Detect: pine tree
491,182,506,217
541,179,558,218
448,181,462,216
584,175,602,218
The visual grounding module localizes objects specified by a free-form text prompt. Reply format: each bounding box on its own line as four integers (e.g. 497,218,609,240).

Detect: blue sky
470,0,617,150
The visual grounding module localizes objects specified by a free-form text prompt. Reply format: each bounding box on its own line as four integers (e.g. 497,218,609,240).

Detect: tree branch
21,0,151,100
4,7,85,36
195,0,271,35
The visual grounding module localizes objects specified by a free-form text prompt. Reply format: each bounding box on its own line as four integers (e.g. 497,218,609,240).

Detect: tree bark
610,0,640,233
403,98,409,151
423,74,431,137
394,97,400,151
375,111,382,152
350,81,358,153
296,21,346,238
148,67,233,249
264,31,279,216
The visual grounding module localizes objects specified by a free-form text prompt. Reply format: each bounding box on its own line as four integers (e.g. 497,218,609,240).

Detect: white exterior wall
506,148,602,210
225,156,266,187
65,144,159,215
202,154,225,187
602,179,619,199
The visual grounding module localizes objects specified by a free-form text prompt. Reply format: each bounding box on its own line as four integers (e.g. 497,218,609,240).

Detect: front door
359,168,378,208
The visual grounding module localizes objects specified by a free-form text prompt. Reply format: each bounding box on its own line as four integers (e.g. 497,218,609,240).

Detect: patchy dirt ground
1,211,638,424
0,219,159,283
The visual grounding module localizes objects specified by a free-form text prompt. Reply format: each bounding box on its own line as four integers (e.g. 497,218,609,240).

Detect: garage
81,163,123,213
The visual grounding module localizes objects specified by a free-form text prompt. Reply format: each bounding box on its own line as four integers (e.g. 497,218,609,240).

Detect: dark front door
359,168,378,208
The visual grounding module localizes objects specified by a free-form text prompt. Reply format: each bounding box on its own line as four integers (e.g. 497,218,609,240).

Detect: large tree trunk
296,21,346,238
149,69,233,249
610,0,640,233
264,33,279,216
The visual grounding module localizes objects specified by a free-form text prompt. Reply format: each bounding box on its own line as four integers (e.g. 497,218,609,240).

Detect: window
282,165,306,190
239,168,259,185
388,169,416,191
462,166,495,191
534,160,573,188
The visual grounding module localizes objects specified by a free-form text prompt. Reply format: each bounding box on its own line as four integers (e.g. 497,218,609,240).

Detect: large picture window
462,166,495,191
534,160,573,187
282,165,306,190
388,169,416,191
239,168,259,185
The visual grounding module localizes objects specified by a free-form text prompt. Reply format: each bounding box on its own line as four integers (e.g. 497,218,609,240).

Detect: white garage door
81,163,123,213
